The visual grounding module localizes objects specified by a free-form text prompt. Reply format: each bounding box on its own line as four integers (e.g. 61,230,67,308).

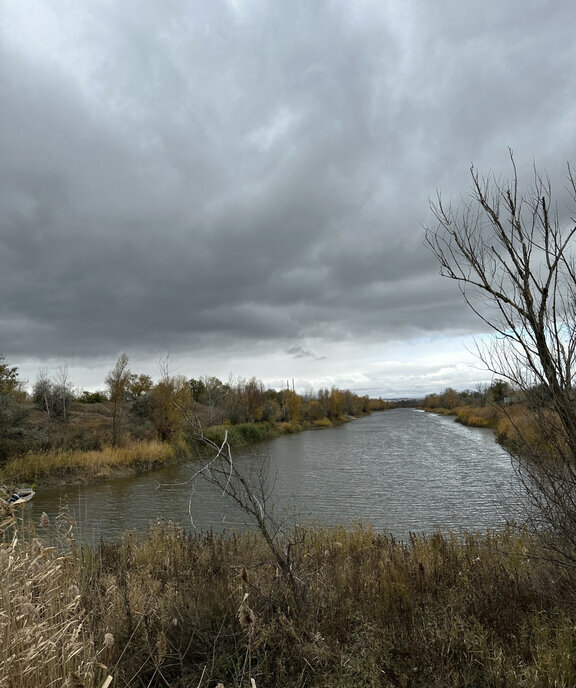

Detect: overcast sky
2,0,576,397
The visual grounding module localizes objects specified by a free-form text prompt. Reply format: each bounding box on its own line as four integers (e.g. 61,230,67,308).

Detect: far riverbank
423,403,542,457
0,413,368,488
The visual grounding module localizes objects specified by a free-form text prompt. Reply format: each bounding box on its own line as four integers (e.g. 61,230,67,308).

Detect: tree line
0,353,386,458
421,379,515,410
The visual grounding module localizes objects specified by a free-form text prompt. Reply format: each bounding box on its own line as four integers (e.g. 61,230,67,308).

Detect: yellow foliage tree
327,388,344,419
150,375,191,441
283,389,302,423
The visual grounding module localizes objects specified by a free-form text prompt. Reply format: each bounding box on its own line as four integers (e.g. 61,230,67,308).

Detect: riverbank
4,512,575,688
0,439,185,487
423,403,542,455
423,404,496,428
0,414,365,487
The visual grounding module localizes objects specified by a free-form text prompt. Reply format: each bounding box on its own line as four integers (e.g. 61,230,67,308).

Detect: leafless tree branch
427,153,576,566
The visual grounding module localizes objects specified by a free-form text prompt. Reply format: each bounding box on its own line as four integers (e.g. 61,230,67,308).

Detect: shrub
77,390,108,404
314,417,333,428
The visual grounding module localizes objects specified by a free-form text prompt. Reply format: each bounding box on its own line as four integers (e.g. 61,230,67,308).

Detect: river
26,409,522,543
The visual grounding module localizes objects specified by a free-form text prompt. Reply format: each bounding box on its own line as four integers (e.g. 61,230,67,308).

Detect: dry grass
0,508,109,688
430,404,554,451
493,405,557,452
0,439,178,485
312,417,333,428
3,512,576,687
79,523,576,687
454,405,498,428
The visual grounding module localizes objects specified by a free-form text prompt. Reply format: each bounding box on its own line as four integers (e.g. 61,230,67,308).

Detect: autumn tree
105,353,131,445
440,387,459,410
149,374,191,441
282,389,302,423
305,399,324,421
422,393,441,409
126,373,153,400
327,388,345,419
243,377,265,422
261,390,282,422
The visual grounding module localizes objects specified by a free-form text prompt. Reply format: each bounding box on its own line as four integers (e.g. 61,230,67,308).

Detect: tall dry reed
0,506,109,687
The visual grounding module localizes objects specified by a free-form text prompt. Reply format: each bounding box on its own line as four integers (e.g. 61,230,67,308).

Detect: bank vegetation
419,380,567,460
0,354,392,486
4,507,576,688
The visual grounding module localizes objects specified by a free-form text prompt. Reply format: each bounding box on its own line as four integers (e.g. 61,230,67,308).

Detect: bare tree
105,353,130,446
171,394,307,609
33,369,55,420
33,367,74,422
426,151,576,564
54,366,72,423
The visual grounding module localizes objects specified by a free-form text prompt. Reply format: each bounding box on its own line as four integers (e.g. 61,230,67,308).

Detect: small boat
7,489,35,505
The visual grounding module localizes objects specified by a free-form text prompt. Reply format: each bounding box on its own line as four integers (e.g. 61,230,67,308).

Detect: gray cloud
1,0,576,393
286,345,325,361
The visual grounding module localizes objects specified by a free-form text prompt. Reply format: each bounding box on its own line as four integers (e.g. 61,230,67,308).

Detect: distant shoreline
2,413,371,489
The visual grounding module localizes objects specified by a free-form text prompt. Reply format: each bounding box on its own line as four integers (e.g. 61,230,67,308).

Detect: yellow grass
436,403,565,458
313,417,333,428
1,439,177,484
493,405,556,452
454,406,497,428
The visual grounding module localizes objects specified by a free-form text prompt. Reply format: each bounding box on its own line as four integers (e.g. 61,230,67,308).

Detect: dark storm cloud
1,0,576,368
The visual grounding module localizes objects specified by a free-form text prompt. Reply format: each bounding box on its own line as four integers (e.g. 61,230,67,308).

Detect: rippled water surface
28,409,521,542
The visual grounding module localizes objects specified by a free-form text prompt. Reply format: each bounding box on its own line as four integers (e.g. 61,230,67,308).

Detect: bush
314,417,332,428
201,422,278,448
77,390,108,404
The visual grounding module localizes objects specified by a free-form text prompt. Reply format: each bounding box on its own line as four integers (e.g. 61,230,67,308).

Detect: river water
27,409,522,543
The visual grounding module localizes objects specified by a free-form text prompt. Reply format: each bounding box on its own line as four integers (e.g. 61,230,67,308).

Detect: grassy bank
0,439,184,486
453,404,497,428
3,512,576,687
0,415,358,487
199,416,348,449
423,404,554,458
423,405,497,428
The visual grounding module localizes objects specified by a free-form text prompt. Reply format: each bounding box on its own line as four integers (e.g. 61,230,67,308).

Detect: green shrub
77,390,108,404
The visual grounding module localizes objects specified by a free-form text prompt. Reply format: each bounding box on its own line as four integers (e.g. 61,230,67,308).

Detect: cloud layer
2,0,576,394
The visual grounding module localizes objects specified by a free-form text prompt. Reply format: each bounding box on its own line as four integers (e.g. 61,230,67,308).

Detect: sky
1,0,576,398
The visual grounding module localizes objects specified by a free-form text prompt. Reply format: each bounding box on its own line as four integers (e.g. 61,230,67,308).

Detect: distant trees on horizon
0,351,387,453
